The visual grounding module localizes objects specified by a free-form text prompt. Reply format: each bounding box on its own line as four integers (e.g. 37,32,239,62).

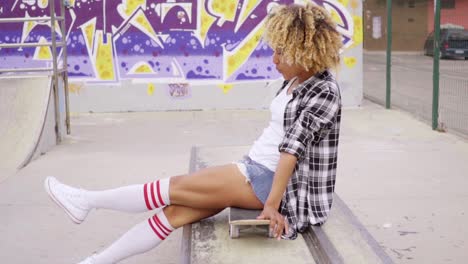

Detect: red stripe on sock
153,215,170,236
143,184,152,210
156,180,165,206
154,214,172,234
148,219,165,240
150,182,159,208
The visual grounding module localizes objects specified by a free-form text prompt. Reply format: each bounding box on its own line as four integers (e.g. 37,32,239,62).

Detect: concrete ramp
0,76,57,180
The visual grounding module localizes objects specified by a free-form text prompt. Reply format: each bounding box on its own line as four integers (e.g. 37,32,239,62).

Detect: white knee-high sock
92,210,175,264
86,178,171,213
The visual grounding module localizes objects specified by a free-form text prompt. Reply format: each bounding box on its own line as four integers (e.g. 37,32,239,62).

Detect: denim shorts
233,156,275,204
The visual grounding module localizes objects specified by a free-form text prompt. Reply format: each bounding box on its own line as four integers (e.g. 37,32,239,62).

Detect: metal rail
60,0,71,135
50,0,61,141
0,1,71,138
0,67,56,73
0,17,64,23
0,42,66,48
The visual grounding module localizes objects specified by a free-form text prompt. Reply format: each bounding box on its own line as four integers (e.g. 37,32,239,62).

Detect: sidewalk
1,100,467,263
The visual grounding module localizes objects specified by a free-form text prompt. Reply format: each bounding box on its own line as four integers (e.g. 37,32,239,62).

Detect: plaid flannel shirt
277,70,342,239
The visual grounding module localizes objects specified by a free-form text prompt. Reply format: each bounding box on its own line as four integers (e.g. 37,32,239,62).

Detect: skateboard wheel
268,228,275,238
230,225,240,238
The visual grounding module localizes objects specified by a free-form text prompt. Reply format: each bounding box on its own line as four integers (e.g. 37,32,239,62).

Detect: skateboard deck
228,207,274,238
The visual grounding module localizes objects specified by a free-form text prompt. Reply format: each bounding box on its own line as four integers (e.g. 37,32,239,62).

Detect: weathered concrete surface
337,101,468,263
0,101,467,263
191,209,314,264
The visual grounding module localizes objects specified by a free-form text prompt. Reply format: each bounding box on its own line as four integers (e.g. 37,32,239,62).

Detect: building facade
364,0,467,51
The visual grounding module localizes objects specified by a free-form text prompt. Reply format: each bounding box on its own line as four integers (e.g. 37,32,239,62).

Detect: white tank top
248,79,294,171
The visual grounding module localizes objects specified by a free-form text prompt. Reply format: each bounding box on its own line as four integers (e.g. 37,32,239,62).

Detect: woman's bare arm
257,152,296,239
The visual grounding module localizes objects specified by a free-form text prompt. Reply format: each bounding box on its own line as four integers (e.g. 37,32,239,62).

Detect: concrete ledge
181,145,393,264
303,195,394,264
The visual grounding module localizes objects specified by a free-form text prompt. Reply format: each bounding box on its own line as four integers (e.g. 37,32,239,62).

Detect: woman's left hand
257,204,289,240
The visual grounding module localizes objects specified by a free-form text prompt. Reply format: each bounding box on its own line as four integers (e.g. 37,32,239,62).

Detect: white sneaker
44,176,90,224
77,254,97,264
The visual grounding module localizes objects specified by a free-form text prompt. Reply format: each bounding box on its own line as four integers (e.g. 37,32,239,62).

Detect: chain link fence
363,0,468,137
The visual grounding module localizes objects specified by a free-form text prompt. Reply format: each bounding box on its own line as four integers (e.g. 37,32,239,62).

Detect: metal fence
363,0,468,137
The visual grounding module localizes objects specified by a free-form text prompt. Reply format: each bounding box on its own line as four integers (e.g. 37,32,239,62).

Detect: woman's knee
162,205,178,222
162,205,220,228
163,205,188,228
168,174,189,194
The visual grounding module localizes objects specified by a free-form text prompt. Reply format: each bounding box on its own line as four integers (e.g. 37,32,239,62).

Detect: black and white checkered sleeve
279,89,340,160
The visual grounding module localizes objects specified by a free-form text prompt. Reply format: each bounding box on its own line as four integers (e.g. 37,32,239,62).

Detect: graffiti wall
0,0,363,111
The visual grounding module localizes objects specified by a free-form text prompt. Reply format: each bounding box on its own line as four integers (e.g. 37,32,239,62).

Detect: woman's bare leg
44,163,262,226
73,164,262,263
169,164,264,210
163,204,222,228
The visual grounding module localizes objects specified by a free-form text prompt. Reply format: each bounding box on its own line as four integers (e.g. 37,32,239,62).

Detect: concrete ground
1,100,467,263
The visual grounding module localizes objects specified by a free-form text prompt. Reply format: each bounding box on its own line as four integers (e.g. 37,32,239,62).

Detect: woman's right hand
257,204,289,240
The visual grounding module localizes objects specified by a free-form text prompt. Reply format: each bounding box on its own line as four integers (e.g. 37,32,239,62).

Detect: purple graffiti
0,0,354,83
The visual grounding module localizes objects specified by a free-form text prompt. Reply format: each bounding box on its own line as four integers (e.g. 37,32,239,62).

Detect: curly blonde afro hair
263,3,342,73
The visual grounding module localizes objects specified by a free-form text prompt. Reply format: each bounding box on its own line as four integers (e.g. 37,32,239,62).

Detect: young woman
45,3,343,263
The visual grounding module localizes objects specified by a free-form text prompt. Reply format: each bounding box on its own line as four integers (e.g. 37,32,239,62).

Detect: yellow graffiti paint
343,56,357,68
129,62,155,74
21,20,37,46
217,84,233,94
82,19,96,52
38,0,48,9
330,9,343,25
225,23,264,80
54,21,61,37
26,21,35,35
124,0,146,16
95,31,115,80
351,15,363,48
337,0,350,7
200,5,216,44
127,9,163,48
38,46,52,60
237,0,259,30
209,0,237,23
134,12,158,38
33,37,52,60
350,0,359,10
135,63,153,73
69,83,83,94
147,83,155,96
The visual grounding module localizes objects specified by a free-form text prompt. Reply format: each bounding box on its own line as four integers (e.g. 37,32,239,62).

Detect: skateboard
228,207,274,239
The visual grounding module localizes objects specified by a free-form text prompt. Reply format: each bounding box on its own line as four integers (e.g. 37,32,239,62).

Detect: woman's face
272,49,306,80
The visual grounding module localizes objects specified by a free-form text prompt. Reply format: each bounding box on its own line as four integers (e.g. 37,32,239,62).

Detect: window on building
441,0,455,9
